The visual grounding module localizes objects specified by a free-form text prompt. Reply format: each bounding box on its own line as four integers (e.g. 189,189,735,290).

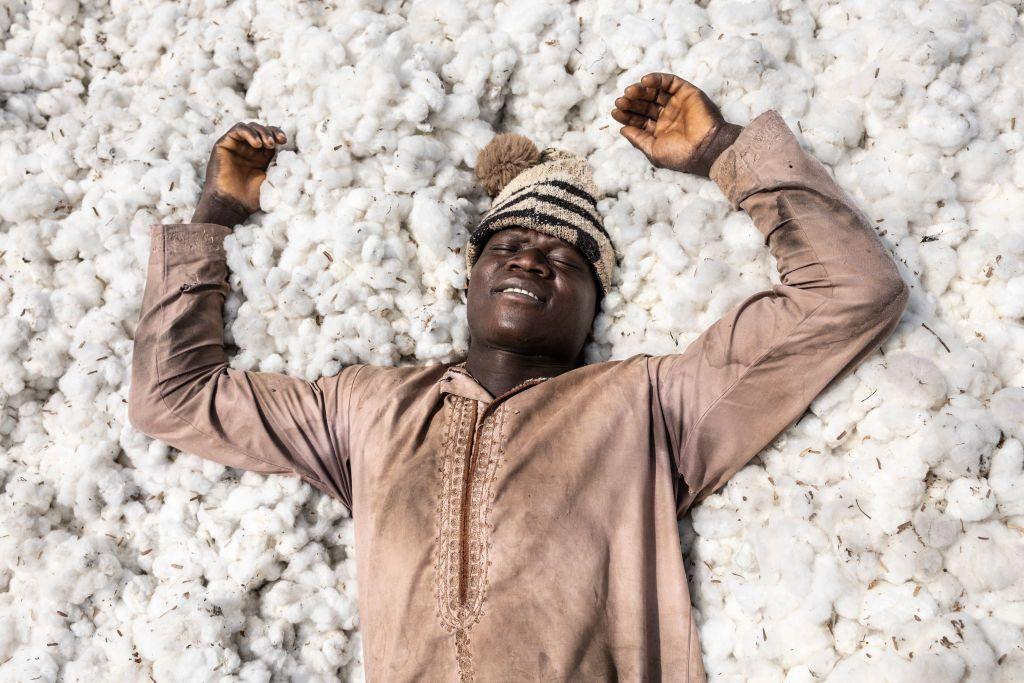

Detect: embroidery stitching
471,402,508,622
435,396,473,630
736,111,787,172
164,229,228,254
433,396,509,682
712,111,789,206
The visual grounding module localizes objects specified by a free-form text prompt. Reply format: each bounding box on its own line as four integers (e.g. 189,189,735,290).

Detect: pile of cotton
1,0,1022,680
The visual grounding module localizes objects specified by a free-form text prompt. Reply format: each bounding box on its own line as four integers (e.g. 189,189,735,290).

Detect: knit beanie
465,133,616,297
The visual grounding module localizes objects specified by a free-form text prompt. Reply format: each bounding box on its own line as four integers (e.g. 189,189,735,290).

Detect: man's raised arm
613,73,909,514
128,122,361,511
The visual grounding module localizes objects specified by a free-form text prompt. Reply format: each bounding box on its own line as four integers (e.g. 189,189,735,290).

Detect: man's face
467,227,599,363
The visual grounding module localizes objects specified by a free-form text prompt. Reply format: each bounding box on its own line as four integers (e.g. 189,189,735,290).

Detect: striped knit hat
465,134,616,296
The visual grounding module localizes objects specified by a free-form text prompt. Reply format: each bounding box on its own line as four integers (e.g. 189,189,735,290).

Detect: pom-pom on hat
466,133,616,297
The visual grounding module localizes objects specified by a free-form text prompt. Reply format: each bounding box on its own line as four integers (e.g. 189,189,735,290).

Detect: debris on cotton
1,0,1022,681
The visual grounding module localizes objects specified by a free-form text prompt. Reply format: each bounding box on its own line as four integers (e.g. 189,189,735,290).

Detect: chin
492,323,549,350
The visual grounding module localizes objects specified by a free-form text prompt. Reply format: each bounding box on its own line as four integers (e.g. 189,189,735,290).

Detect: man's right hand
191,121,286,227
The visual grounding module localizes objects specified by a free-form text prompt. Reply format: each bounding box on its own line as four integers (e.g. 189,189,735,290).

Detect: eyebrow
492,232,584,262
495,229,570,249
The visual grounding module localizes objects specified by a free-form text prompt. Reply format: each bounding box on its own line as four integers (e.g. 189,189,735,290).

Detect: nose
507,246,552,277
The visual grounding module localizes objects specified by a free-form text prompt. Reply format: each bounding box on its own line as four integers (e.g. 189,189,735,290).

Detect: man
129,72,909,680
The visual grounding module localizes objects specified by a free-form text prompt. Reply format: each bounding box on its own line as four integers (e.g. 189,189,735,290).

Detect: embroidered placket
433,375,548,682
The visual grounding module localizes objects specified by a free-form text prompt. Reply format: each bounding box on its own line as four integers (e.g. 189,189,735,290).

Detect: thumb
620,125,654,159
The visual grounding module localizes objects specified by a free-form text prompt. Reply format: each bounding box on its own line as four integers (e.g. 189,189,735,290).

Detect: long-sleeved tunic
128,110,909,681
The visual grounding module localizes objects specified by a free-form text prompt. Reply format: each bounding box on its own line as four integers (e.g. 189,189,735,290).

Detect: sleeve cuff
709,110,794,209
150,223,233,257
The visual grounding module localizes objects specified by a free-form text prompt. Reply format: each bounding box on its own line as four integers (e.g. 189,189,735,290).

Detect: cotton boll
955,138,1011,203
151,644,240,682
856,403,928,444
784,665,817,683
989,438,1024,516
278,280,316,318
914,547,944,582
844,455,927,534
385,135,446,192
988,274,1024,320
723,467,776,513
907,404,998,480
803,98,865,164
930,347,997,400
237,659,272,683
956,231,1002,286
944,477,996,522
923,571,964,613
945,523,1024,593
765,609,836,671
998,655,1024,683
859,581,939,632
907,614,998,682
874,351,949,409
831,617,866,656
909,103,976,152
690,504,742,541
695,608,735,659
880,530,927,584
918,239,959,296
6,472,54,512
408,189,462,264
1,650,60,683
913,507,960,549
606,15,660,70
991,387,1024,443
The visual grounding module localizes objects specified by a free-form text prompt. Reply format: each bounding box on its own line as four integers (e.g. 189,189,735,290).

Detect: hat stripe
469,208,603,264
545,179,599,208
479,189,609,240
499,178,599,209
491,182,599,219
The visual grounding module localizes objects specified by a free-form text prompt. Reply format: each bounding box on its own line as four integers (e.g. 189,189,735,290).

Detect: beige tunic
128,110,909,681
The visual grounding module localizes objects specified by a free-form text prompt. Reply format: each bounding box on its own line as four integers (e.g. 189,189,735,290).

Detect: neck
465,343,577,397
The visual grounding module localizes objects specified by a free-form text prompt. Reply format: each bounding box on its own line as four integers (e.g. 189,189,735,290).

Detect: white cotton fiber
944,477,996,522
944,523,1024,594
990,387,1024,442
2,0,1022,680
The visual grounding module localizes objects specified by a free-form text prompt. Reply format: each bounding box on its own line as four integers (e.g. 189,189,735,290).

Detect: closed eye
488,241,580,269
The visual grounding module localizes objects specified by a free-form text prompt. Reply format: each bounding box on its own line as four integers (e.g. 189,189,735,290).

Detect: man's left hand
612,72,742,178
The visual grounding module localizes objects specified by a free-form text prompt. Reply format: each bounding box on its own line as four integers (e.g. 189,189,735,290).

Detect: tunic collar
437,360,552,403
438,361,494,402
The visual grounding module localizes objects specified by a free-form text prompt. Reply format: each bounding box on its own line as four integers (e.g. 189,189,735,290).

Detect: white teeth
500,287,539,301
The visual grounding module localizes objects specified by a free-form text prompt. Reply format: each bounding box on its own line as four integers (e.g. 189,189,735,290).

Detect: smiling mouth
496,287,544,303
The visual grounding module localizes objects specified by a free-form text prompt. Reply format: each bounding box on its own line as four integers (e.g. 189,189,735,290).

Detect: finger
270,126,287,144
625,81,673,108
623,82,668,106
619,125,655,156
640,72,690,97
611,107,656,131
240,123,266,148
615,95,662,120
259,124,281,147
250,122,276,148
645,72,706,115
227,123,263,148
611,108,656,132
